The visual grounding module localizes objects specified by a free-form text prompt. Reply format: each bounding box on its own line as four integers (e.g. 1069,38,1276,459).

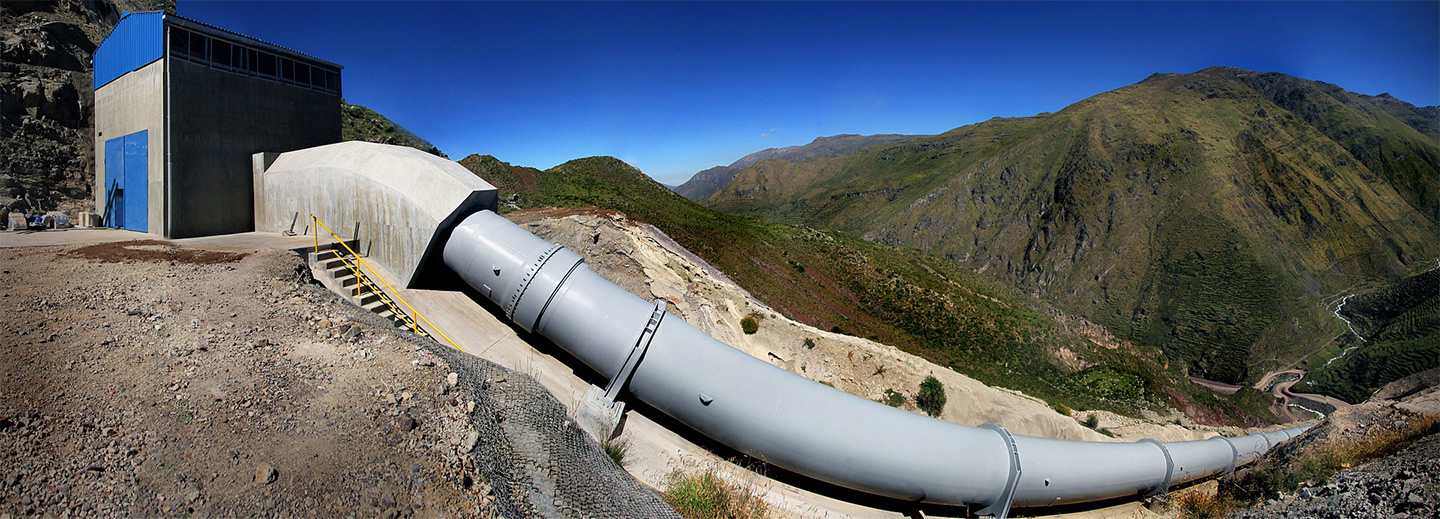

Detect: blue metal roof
93,11,163,89
94,10,343,91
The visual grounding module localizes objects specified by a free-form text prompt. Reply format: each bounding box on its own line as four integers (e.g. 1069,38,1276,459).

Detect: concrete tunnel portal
254,141,1311,518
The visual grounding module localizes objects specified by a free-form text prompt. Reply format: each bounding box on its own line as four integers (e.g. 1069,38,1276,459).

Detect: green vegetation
1051,402,1072,416
803,338,815,349
740,314,759,335
662,468,769,519
601,435,629,468
881,388,907,408
340,102,446,157
1171,490,1232,519
699,67,1439,390
1307,268,1440,403
916,376,947,417
461,151,1279,423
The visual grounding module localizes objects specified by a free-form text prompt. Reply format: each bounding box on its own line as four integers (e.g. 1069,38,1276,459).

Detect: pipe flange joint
977,423,1021,519
1215,436,1240,475
602,300,668,402
1138,438,1174,497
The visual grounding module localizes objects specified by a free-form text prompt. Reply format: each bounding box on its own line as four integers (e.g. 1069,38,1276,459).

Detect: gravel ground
1230,432,1439,519
0,239,674,518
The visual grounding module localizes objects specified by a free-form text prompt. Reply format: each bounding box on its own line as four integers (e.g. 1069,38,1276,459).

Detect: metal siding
103,137,124,228
123,131,149,232
102,130,149,232
94,12,164,90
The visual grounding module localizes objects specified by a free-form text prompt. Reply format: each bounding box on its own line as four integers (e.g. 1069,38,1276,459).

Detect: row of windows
168,26,340,95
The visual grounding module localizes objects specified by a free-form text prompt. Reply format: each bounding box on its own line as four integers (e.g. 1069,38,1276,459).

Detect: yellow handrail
311,214,465,353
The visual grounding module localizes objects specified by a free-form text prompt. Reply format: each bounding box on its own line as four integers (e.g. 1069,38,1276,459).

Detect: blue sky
179,1,1440,185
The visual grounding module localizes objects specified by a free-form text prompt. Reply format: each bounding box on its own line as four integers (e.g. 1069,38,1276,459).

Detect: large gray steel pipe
443,210,1309,511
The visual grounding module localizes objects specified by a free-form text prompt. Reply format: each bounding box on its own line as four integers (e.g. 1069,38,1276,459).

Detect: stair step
357,292,383,307
361,300,388,313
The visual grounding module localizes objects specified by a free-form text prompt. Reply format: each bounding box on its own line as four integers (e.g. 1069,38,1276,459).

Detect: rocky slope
0,238,673,518
673,133,924,201
703,67,1440,388
0,0,134,215
341,102,446,158
1222,368,1440,519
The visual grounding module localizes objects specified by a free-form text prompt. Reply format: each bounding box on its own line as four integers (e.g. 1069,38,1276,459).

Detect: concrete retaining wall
254,141,497,287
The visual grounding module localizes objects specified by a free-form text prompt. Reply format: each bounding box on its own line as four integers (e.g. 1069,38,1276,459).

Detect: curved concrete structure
442,209,1310,513
253,141,497,286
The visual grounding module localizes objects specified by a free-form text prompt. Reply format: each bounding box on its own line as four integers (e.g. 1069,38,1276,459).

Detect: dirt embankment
0,239,673,518
0,242,488,517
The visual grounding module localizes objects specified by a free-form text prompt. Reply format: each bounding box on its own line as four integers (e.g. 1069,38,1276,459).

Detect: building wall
167,56,340,238
93,59,165,233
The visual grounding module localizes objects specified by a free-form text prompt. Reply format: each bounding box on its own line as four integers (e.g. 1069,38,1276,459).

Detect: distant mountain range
699,66,1440,385
673,133,926,201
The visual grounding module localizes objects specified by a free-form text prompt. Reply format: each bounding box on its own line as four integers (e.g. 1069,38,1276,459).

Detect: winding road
1257,369,1351,421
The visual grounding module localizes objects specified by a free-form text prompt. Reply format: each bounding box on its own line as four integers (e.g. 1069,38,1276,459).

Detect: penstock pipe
442,210,1310,511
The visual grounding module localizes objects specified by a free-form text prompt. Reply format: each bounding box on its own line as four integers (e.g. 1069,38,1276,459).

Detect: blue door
103,130,148,232
104,137,124,229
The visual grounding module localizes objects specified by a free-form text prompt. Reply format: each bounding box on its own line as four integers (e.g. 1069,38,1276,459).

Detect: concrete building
93,11,341,238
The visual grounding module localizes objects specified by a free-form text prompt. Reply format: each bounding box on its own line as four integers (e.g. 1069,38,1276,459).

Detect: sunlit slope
460,154,1278,424
704,67,1440,385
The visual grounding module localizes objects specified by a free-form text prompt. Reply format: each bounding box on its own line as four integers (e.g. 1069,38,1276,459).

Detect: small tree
740,315,759,334
916,376,946,417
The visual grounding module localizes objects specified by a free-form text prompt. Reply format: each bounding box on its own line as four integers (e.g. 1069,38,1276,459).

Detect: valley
691,67,1439,404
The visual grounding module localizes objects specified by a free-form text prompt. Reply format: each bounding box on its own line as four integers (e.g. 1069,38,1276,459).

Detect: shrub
740,315,759,334
882,388,907,408
916,376,946,417
803,338,815,349
1051,402,1072,416
601,436,629,467
1172,490,1231,519
662,468,769,519
1082,414,1100,429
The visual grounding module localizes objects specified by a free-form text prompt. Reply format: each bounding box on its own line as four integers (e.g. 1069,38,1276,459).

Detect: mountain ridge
673,133,926,201
702,66,1440,386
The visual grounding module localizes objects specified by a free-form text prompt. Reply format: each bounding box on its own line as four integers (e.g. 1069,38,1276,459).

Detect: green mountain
461,153,1279,425
703,67,1440,387
341,101,446,158
674,133,925,201
1305,266,1440,403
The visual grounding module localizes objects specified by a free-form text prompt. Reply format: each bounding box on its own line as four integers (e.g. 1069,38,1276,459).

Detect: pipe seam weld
504,243,563,320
